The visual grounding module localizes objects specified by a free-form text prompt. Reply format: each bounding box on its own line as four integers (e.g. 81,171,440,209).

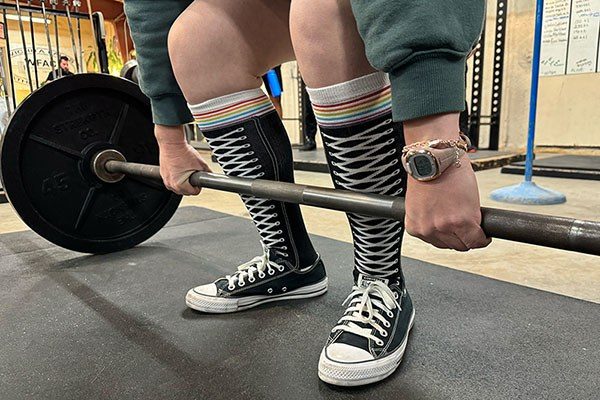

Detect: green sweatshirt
123,0,484,125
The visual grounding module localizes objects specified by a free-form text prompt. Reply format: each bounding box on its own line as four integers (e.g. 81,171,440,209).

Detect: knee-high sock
307,72,406,283
189,88,318,268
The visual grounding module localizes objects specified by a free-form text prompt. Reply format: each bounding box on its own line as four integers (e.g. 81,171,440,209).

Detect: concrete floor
1,151,599,303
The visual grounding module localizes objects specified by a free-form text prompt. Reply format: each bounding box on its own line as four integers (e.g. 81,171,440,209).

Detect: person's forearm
155,124,186,144
403,113,461,143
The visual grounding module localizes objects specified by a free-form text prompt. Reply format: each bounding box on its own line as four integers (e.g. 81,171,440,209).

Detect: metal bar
14,0,33,91
27,2,39,88
104,160,600,256
2,9,16,108
489,0,508,150
0,2,89,18
63,0,79,72
51,2,60,77
468,22,485,149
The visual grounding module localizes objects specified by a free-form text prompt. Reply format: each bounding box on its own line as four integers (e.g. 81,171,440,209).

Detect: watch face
414,154,433,176
407,152,438,180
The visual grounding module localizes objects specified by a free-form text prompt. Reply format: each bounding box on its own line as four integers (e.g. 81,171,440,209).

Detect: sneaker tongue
356,274,389,289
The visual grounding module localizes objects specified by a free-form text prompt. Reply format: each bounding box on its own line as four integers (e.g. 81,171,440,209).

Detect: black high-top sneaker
318,271,414,386
186,111,327,313
186,250,327,313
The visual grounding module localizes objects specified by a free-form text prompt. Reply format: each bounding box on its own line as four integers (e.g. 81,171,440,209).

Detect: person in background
45,55,74,82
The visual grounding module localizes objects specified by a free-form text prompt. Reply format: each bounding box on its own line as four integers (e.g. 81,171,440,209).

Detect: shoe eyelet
381,331,388,337
387,311,394,318
268,269,275,276
241,136,248,140
277,230,283,234
281,246,287,250
228,285,235,290
384,321,391,328
282,287,287,292
248,277,256,283
277,266,285,272
377,340,384,346
258,272,266,279
238,281,245,287
275,221,280,226
267,288,273,294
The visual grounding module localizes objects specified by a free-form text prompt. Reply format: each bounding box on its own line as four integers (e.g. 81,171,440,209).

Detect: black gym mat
0,207,598,400
502,155,600,180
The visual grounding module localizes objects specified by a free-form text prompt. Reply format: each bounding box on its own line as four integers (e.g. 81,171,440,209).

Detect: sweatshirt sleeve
350,0,485,121
123,0,193,126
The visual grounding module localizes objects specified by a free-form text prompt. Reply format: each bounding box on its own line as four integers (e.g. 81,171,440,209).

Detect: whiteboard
540,0,600,76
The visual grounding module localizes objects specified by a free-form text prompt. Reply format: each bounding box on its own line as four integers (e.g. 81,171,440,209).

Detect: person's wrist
403,112,462,143
155,124,187,145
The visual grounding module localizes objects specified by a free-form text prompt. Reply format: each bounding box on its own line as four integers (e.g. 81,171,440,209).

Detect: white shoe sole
318,308,415,387
185,277,328,313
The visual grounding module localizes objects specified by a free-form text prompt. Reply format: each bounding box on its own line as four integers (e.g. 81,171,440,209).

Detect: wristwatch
401,135,470,182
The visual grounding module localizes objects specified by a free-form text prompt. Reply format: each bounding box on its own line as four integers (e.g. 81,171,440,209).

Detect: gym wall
490,0,599,150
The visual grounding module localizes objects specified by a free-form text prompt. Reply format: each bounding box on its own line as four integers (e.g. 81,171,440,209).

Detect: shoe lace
332,281,399,347
225,246,285,290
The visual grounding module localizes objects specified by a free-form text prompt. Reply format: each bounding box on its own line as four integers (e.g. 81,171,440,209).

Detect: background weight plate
0,74,182,254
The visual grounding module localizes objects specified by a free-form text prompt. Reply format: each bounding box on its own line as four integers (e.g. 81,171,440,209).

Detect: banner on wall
540,0,600,76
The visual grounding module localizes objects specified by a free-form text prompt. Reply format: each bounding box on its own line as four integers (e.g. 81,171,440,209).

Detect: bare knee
167,7,261,104
290,0,375,87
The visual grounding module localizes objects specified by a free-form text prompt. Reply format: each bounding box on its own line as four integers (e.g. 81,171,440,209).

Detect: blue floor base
490,181,566,205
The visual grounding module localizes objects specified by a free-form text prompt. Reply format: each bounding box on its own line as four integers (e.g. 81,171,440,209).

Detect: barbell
1,74,599,256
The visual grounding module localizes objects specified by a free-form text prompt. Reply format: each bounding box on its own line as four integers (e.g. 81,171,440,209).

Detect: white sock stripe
188,88,267,114
305,71,390,106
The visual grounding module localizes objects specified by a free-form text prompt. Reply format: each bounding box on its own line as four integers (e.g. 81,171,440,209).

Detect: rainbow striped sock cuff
189,88,274,131
306,72,392,128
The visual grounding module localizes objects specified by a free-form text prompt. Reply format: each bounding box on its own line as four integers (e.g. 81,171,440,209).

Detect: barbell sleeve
105,160,600,256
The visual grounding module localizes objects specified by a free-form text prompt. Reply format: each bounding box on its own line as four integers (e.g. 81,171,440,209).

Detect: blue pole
525,0,545,182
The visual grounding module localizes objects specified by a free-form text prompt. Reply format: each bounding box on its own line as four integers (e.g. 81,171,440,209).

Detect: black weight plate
0,74,182,254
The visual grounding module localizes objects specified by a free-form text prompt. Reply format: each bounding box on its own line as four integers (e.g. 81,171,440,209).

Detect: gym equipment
14,0,34,91
1,74,598,255
0,48,12,114
92,12,109,74
27,1,40,88
490,0,566,205
265,69,282,97
63,0,80,73
2,9,17,107
40,0,57,81
73,0,83,72
120,59,139,84
0,74,181,253
50,0,60,77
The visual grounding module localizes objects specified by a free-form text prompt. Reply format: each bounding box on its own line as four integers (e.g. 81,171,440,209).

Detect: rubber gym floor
1,155,599,399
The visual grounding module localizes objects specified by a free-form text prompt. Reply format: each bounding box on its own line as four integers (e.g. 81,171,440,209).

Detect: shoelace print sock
189,88,318,268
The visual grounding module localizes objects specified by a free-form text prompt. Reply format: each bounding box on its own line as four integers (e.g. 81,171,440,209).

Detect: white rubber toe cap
325,343,375,363
190,283,218,297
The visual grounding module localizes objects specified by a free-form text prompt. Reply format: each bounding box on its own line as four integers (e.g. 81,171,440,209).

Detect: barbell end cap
91,149,126,183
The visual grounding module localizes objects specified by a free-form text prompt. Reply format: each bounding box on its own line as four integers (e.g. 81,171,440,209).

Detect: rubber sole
185,277,328,313
318,308,415,387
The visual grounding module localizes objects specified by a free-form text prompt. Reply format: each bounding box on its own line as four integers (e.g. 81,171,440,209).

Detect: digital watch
401,134,470,182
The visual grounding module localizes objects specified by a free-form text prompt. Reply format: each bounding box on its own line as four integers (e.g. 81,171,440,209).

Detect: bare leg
290,0,375,87
169,0,326,314
169,0,295,104
291,0,413,386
